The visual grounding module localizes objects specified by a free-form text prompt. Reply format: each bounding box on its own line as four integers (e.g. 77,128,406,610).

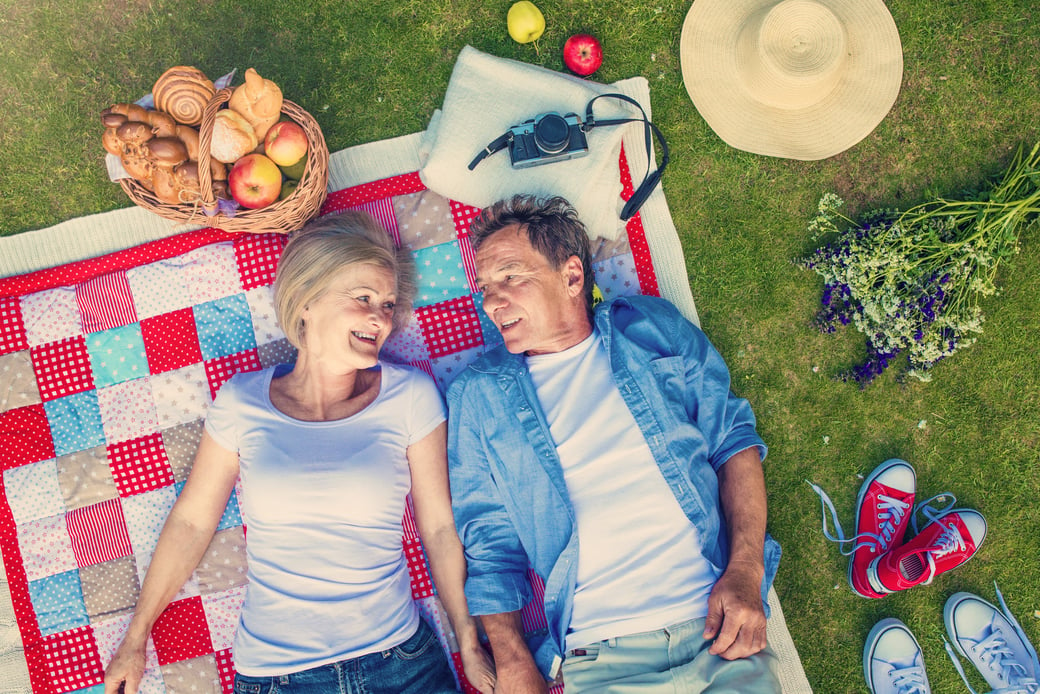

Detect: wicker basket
119,87,329,234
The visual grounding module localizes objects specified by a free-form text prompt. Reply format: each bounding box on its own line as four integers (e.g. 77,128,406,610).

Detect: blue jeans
232,619,459,694
560,616,781,693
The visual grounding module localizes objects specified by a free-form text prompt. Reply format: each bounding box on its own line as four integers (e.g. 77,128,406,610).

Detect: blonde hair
274,211,416,350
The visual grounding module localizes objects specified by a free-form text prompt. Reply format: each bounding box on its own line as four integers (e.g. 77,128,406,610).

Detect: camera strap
468,131,513,171
583,93,670,221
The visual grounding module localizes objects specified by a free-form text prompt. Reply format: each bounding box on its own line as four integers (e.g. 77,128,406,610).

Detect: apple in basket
563,34,603,76
264,120,309,168
228,153,282,209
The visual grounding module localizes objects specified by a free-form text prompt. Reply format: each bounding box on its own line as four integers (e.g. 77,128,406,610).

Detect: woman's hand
459,639,497,694
103,636,147,694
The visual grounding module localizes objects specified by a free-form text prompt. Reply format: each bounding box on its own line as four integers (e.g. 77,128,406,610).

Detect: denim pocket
232,675,272,694
564,644,601,665
391,622,437,661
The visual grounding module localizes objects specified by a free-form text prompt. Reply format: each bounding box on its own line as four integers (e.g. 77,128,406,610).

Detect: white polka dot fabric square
127,259,192,320
245,285,282,346
3,459,66,524
20,287,82,347
201,586,246,652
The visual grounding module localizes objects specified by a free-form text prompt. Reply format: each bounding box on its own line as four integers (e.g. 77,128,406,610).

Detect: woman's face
300,262,397,372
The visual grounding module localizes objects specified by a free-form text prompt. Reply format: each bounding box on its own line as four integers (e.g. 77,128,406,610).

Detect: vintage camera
507,112,589,168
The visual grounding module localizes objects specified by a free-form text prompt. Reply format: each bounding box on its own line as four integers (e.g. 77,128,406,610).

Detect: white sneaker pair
865,584,1039,694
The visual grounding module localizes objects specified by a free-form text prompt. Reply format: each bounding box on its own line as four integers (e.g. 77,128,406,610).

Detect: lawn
2,0,1038,691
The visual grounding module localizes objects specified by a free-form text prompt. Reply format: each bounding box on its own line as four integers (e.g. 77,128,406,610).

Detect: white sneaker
865,618,932,693
944,585,1040,693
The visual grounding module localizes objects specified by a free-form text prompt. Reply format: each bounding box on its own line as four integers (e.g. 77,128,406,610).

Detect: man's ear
562,255,585,297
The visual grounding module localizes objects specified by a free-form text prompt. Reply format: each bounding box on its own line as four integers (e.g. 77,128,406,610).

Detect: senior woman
103,211,495,694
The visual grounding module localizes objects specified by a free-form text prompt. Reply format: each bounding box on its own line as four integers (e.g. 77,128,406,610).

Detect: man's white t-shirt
205,361,445,676
527,331,719,650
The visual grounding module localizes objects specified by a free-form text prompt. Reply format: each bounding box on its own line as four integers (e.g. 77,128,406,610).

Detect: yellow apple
507,1,545,44
263,120,309,167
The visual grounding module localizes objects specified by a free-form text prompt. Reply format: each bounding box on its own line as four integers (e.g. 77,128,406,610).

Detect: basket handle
197,88,234,216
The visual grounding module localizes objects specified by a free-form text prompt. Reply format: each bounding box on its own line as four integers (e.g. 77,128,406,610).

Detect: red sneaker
848,459,916,599
866,509,987,594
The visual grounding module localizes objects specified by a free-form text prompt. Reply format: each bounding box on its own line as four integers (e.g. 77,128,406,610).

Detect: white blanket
419,45,654,241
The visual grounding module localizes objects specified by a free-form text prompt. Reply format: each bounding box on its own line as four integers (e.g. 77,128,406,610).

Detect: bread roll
153,66,215,127
228,68,283,140
210,108,258,163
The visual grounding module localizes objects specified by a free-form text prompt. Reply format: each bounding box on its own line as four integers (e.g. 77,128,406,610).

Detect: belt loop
278,674,290,685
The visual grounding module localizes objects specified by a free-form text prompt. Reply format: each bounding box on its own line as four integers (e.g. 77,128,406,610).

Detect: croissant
228,68,283,141
153,66,215,127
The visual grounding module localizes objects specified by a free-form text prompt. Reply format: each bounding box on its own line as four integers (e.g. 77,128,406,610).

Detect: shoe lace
806,481,911,555
888,662,931,694
944,583,1040,694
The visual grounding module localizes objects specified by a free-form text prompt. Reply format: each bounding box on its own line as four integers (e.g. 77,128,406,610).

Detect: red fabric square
0,296,28,356
39,625,103,693
234,234,286,291
151,596,214,666
415,296,484,359
401,496,419,541
30,336,95,401
107,433,174,497
140,308,203,375
403,537,434,599
452,651,484,694
76,272,138,333
0,404,56,470
449,200,482,236
215,648,236,694
321,171,426,212
204,349,262,399
66,498,133,567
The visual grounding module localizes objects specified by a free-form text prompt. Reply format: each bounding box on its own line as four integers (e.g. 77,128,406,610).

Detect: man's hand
103,638,146,694
703,559,768,660
494,657,549,694
459,640,497,694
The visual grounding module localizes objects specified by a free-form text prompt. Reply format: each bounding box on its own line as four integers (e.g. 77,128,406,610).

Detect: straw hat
680,0,903,160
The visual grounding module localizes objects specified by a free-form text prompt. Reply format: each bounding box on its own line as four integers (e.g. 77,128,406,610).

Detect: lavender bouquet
800,142,1040,385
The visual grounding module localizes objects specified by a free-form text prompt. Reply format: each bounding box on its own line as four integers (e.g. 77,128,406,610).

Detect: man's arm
480,611,549,694
703,445,769,660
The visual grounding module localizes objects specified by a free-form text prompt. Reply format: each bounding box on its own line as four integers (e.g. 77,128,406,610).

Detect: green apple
278,154,307,181
507,1,545,44
279,178,299,201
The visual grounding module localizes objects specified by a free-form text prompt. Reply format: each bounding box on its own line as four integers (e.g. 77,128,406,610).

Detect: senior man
447,194,782,693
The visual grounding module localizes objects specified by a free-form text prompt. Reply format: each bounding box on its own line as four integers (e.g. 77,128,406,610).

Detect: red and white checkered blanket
0,146,662,693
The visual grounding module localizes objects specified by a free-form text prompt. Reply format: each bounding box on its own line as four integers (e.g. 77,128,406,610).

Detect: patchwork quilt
0,152,660,693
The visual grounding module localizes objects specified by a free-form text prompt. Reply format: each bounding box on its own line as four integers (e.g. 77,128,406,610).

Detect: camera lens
533,113,570,154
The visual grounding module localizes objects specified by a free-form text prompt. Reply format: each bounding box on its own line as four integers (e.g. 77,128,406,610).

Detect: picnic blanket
0,97,812,694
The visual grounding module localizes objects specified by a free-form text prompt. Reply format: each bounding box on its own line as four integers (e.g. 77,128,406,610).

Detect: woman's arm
103,431,240,694
408,422,496,694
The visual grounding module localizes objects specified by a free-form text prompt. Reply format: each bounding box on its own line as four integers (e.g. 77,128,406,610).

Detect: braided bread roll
153,66,215,127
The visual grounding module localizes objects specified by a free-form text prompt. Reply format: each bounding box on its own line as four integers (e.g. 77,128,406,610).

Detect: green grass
2,1,1038,691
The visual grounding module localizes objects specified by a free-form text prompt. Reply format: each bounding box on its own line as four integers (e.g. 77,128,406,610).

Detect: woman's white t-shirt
204,361,446,676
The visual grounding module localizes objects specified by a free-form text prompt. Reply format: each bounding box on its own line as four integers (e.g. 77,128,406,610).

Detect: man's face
474,224,590,355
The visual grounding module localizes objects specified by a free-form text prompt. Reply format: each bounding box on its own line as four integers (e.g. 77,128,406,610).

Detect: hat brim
680,0,903,160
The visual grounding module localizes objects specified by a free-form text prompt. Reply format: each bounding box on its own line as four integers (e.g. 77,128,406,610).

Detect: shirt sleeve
204,374,242,452
446,373,534,616
403,366,447,446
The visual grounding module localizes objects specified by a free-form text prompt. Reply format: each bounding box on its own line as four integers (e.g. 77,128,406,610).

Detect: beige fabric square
56,446,118,511
0,350,41,413
195,526,248,595
590,232,632,264
258,337,296,370
394,190,458,250
81,556,141,621
162,420,204,483
159,654,220,694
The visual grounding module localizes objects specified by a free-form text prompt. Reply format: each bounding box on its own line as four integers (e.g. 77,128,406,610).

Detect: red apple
563,34,603,76
228,153,282,209
263,120,309,167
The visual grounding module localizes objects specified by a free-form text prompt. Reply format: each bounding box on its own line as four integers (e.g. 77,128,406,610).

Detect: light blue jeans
560,616,781,694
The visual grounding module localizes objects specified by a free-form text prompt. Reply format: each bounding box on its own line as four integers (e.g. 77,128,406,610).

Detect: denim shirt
447,295,782,677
